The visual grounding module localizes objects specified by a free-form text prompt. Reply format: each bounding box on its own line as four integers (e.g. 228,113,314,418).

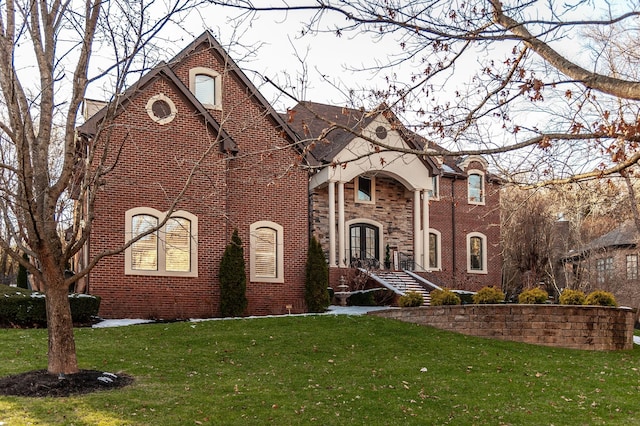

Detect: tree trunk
45,276,79,375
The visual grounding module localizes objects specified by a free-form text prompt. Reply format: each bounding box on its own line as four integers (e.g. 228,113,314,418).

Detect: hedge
0,284,100,327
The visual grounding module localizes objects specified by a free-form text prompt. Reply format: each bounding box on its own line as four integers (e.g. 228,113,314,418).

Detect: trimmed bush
585,290,617,307
430,288,461,306
305,236,330,312
0,284,100,327
219,229,248,317
347,290,376,306
518,287,548,304
472,286,505,304
559,289,586,305
398,291,424,307
16,253,29,289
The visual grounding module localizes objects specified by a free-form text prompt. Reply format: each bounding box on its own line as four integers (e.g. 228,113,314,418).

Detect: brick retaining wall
368,305,636,350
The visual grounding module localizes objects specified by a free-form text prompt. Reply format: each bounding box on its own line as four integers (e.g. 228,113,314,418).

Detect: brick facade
85,34,308,319
83,33,503,319
315,162,502,293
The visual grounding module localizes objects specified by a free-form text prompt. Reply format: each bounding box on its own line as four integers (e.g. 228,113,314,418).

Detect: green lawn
1,314,639,425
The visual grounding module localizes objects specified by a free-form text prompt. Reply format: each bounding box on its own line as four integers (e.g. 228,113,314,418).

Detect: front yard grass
1,314,639,425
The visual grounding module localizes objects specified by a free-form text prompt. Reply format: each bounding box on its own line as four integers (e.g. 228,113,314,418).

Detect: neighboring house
286,102,502,292
75,32,502,319
562,220,640,312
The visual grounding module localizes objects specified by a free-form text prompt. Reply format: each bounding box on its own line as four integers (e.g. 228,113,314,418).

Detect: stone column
338,182,346,268
413,189,421,271
422,190,430,271
328,181,336,267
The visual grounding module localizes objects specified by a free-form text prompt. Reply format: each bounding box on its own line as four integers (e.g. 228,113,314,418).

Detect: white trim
354,175,375,204
125,207,198,277
467,170,485,205
189,67,222,110
145,93,177,125
250,221,284,283
466,232,488,274
458,155,489,171
428,229,442,271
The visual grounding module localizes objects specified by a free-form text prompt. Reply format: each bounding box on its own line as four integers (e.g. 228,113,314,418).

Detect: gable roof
79,31,302,155
285,101,443,174
78,62,237,152
167,31,300,149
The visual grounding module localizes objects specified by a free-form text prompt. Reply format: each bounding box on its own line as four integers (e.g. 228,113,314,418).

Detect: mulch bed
0,369,134,397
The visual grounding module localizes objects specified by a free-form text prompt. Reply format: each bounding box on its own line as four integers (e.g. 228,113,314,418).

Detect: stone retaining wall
368,305,636,350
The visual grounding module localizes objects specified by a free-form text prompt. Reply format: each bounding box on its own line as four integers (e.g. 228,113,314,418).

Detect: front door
349,223,379,268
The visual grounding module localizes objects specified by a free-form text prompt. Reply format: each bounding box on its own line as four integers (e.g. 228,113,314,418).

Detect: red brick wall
370,305,636,351
89,42,308,319
428,173,502,291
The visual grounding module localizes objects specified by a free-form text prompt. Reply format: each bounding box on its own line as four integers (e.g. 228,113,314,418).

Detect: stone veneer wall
368,305,636,351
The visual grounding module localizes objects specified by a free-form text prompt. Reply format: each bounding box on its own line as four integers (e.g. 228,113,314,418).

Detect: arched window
428,229,442,270
125,208,198,277
467,171,485,204
250,221,284,283
467,232,488,274
131,214,158,271
189,67,222,109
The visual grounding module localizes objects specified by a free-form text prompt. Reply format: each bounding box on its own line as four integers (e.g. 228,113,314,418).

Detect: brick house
77,32,308,319
76,32,501,319
286,102,502,292
562,220,640,312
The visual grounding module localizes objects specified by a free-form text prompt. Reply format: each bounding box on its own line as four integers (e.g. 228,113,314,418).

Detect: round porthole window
146,93,177,125
375,125,388,140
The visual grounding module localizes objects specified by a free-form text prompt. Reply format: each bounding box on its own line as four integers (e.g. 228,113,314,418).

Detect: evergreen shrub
472,286,505,304
0,284,100,326
347,290,376,306
585,290,617,307
219,229,248,317
518,287,548,304
398,291,424,307
559,289,586,305
16,253,28,289
430,288,461,306
305,236,330,312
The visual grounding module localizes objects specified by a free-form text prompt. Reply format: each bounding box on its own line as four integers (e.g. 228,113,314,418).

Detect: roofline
77,63,238,153
168,31,301,152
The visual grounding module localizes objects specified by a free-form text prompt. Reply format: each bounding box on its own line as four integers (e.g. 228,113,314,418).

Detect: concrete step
373,271,431,305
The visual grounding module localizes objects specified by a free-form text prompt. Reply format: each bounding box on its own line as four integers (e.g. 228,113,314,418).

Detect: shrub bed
0,284,100,327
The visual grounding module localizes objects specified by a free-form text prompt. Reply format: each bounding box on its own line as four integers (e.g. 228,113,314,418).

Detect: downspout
308,180,313,243
451,176,457,280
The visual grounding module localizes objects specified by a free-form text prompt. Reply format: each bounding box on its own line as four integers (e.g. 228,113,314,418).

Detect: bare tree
207,0,640,184
0,0,203,375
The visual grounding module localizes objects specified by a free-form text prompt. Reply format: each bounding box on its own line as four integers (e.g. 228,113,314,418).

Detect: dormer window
189,67,222,110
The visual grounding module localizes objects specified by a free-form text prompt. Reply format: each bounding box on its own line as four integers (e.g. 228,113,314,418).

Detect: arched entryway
349,223,379,268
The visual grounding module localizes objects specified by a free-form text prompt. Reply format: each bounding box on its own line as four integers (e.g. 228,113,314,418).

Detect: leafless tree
207,0,640,184
0,0,204,375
